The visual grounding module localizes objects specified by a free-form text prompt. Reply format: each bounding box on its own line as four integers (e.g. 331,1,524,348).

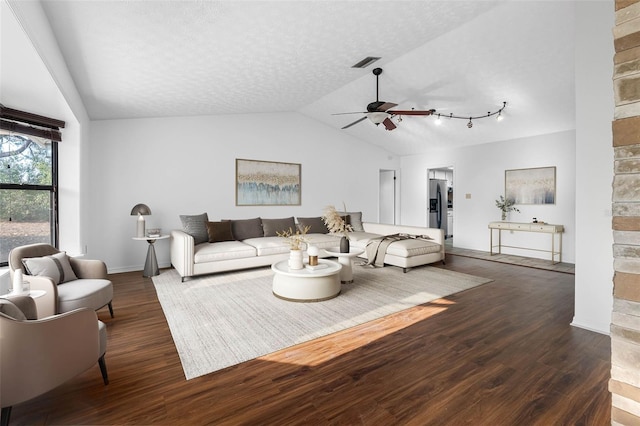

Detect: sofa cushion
262,217,296,237
180,213,209,245
57,278,113,313
22,252,78,285
384,239,442,257
341,211,364,232
206,221,234,242
297,216,329,234
230,218,263,241
304,233,343,250
347,232,382,244
243,237,291,256
194,241,257,263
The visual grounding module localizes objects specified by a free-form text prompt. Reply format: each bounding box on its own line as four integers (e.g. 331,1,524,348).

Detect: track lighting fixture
435,101,507,128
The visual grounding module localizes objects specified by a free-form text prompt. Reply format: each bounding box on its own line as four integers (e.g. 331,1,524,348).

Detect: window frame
0,140,58,266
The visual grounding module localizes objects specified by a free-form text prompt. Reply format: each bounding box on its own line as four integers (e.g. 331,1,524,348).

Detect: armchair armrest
23,275,57,318
170,229,195,279
69,258,108,279
0,308,101,407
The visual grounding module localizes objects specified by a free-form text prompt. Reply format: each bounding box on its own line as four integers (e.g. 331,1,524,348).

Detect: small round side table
323,248,365,284
132,235,169,277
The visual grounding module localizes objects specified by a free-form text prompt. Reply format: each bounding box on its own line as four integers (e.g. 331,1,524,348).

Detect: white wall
88,113,399,272
400,130,576,263
400,1,615,335
1,0,90,255
573,1,614,334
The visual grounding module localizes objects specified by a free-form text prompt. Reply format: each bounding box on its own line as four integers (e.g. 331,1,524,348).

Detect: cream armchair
8,244,113,319
0,296,108,426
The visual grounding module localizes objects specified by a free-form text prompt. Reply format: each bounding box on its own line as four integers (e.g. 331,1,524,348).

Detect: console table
488,221,564,264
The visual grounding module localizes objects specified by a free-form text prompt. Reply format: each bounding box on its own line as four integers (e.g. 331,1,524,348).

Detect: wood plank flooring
7,255,611,425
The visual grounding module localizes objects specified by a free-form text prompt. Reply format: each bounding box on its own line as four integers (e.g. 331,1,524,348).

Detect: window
0,134,58,266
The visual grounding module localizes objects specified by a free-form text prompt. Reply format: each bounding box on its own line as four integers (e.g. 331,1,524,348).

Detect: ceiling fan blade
341,116,368,130
332,111,367,116
382,117,397,131
376,102,398,112
387,109,436,116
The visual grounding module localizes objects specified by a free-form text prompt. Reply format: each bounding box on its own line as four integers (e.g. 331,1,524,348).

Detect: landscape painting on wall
505,166,556,204
236,159,301,206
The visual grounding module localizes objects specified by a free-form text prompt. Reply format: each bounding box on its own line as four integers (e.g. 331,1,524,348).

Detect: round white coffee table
271,259,342,302
324,248,365,284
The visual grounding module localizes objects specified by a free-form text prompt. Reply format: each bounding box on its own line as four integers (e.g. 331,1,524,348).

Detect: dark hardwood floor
8,255,611,425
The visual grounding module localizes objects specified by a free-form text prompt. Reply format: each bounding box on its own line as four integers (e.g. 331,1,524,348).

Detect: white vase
288,249,304,270
12,269,25,294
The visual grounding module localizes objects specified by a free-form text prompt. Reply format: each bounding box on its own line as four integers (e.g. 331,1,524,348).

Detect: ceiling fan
334,67,436,131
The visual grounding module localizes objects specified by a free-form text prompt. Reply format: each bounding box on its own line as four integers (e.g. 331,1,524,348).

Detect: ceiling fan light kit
335,67,507,131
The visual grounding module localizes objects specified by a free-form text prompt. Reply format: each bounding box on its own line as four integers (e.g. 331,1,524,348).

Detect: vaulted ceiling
35,0,576,156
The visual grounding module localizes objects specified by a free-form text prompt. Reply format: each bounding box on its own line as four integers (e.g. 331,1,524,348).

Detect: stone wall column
612,1,640,424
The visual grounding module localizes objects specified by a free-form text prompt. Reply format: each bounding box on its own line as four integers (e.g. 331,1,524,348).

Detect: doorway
427,167,453,239
379,169,396,224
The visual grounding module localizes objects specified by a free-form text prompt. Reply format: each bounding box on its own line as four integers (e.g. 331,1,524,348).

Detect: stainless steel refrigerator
429,179,448,236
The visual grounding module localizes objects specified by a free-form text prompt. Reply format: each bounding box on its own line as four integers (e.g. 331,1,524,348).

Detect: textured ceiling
35,0,576,156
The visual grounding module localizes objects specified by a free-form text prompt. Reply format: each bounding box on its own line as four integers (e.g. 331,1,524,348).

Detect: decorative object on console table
322,204,353,253
130,203,152,237
495,195,520,221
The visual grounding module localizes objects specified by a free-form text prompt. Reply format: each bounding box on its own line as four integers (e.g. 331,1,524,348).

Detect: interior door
379,170,396,224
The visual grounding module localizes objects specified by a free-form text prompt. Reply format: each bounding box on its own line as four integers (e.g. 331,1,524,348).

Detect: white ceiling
37,0,576,156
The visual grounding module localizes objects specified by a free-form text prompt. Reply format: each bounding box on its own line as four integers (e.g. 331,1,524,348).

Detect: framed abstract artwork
236,159,301,206
505,166,556,205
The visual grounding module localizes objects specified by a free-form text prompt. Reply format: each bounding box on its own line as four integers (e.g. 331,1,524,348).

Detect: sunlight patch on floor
258,301,452,367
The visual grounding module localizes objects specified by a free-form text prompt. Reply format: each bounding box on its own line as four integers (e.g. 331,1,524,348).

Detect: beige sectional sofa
170,214,445,281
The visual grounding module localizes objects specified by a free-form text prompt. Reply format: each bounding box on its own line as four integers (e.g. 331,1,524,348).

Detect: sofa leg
1,406,11,426
98,355,109,385
108,302,114,318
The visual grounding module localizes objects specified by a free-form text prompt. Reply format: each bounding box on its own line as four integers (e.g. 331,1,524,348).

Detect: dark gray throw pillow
296,216,329,234
180,213,209,245
262,217,297,237
206,221,235,243
230,217,263,240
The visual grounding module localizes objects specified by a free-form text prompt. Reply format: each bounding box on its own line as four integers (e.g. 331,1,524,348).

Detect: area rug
152,265,492,380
